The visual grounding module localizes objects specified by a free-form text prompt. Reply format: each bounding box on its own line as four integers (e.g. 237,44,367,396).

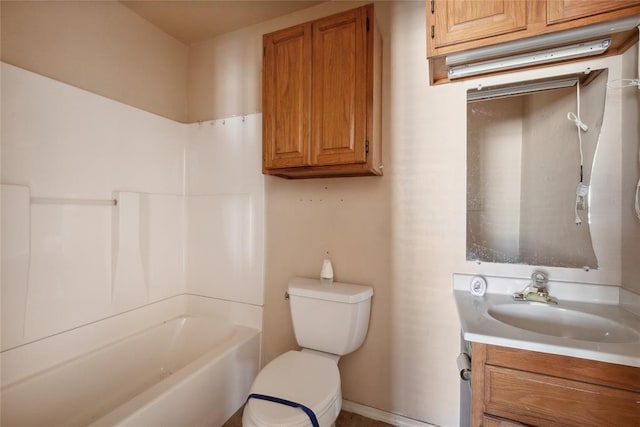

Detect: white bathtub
1,298,261,427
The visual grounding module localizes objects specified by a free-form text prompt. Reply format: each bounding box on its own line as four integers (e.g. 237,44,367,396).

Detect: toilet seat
243,351,341,427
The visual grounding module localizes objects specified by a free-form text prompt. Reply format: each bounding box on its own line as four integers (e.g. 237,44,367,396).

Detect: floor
223,407,394,426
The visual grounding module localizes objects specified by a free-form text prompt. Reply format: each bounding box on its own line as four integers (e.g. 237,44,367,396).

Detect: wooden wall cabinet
427,1,640,83
262,4,382,179
430,0,527,50
471,344,640,427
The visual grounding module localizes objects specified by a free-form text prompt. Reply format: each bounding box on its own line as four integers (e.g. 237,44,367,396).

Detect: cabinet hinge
431,25,435,39
366,17,370,32
430,0,434,14
365,140,370,156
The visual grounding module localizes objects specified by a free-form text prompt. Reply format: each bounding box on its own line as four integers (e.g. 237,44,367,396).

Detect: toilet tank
287,277,373,356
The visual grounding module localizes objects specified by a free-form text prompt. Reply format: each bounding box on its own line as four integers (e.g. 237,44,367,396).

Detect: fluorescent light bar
449,39,611,80
446,15,640,66
466,77,578,102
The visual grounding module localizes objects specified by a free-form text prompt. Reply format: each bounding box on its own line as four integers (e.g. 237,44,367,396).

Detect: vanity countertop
453,274,640,367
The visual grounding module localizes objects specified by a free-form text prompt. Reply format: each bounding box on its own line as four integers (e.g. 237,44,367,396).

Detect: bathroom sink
488,303,640,344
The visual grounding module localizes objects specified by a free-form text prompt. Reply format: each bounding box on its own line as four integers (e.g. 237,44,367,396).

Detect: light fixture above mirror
449,39,611,80
445,15,640,81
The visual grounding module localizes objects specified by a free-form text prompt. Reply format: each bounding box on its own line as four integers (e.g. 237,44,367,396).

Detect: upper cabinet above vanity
427,1,640,84
262,4,383,179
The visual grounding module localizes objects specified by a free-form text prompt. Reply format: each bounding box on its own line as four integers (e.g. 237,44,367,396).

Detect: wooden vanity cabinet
427,1,640,84
471,343,640,427
262,4,382,179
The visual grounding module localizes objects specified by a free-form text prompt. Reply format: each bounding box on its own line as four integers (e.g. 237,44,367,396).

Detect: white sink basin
488,303,640,344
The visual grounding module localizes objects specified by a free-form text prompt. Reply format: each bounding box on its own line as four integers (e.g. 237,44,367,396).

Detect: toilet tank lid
288,277,373,303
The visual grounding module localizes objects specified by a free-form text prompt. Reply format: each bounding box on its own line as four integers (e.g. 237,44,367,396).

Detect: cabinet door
547,0,640,25
485,365,640,426
262,24,311,170
482,415,528,427
311,7,367,166
432,0,527,48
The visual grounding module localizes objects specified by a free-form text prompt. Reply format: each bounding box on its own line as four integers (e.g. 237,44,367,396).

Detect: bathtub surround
1,62,264,348
1,61,264,425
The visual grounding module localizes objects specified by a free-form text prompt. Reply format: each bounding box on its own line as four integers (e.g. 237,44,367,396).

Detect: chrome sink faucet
513,271,558,304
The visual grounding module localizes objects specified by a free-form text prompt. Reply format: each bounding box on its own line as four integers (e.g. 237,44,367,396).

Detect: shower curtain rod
31,197,117,206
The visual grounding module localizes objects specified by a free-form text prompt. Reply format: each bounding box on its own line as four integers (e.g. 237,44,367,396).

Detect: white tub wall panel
139,193,185,301
241,114,265,307
112,192,186,311
185,294,263,331
112,192,148,311
24,203,114,343
186,194,263,305
185,114,265,306
186,114,263,195
0,62,186,198
1,63,187,346
2,61,264,352
1,295,189,386
1,184,31,350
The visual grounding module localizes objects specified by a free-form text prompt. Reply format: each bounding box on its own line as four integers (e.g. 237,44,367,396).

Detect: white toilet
242,277,373,427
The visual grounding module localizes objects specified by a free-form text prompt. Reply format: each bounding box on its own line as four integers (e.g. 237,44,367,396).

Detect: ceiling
120,1,325,45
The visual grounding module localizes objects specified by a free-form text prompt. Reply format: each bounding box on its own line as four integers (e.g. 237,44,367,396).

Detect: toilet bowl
242,351,341,427
242,277,373,427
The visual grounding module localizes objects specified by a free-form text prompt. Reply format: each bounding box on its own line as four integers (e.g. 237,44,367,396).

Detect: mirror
466,70,608,269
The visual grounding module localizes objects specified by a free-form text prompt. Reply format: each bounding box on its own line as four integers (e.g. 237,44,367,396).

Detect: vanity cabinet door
484,365,640,426
471,343,640,427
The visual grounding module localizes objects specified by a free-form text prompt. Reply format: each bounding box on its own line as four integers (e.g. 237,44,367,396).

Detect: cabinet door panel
547,0,640,24
433,0,527,48
263,24,311,170
482,415,528,427
485,365,640,426
311,7,367,166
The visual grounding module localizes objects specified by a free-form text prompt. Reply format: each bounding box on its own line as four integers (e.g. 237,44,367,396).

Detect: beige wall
186,1,371,122
264,176,393,410
188,2,462,424
1,1,189,122
188,28,263,122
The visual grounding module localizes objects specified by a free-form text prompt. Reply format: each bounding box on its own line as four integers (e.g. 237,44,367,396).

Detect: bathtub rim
86,323,260,427
1,294,263,387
